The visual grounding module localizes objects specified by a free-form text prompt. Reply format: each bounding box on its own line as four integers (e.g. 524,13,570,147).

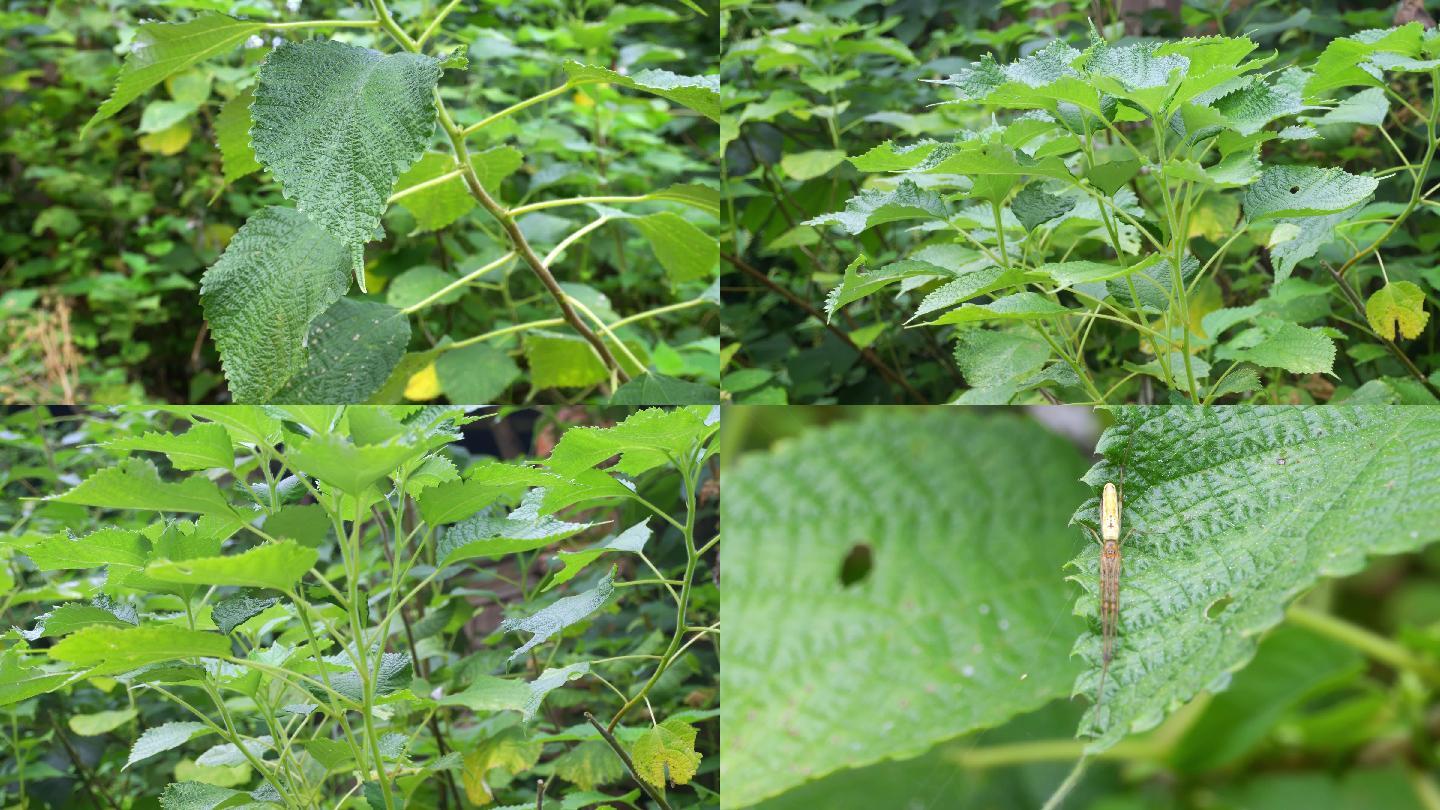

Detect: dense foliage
0,405,719,809
721,0,1440,404
1,1,719,405
722,405,1440,809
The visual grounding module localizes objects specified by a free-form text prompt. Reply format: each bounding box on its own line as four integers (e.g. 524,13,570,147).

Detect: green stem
399,251,516,314
264,19,382,30
461,82,577,137
510,194,658,217
1286,603,1440,682
1039,755,1089,810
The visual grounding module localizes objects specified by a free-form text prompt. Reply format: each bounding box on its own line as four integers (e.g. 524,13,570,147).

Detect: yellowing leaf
138,122,191,155
460,727,543,805
630,718,702,791
405,362,442,400
1366,280,1431,340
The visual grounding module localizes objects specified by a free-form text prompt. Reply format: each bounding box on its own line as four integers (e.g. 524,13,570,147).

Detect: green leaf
251,40,442,283
1217,320,1337,374
414,462,555,525
848,140,940,172
923,291,1071,325
609,374,720,405
1366,280,1431,340
1084,158,1141,196
214,87,260,184
139,99,198,133
562,61,720,120
157,781,250,810
48,458,238,518
385,265,464,310
200,206,351,404
102,423,235,471
499,568,615,661
1211,68,1311,135
723,411,1088,807
83,14,263,137
22,603,136,639
212,595,278,635
779,149,847,180
273,299,411,405
649,183,722,216
1011,182,1076,230
1071,407,1440,751
0,649,75,708
438,661,589,721
391,147,522,232
1038,260,1142,288
145,540,317,592
547,520,651,591
524,331,612,390
1168,626,1361,773
69,708,137,736
544,406,714,477
1243,165,1379,221
437,492,594,566
804,180,948,235
435,343,520,403
288,431,424,496
629,212,718,284
554,740,627,791
50,626,232,676
127,722,210,770
1266,207,1361,285
1315,87,1389,126
321,652,411,703
631,718,702,790
24,527,148,571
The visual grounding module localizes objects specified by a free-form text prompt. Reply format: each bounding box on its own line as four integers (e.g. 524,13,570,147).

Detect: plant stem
584,712,674,810
461,83,576,137
399,251,516,314
264,19,382,30
1039,755,1089,810
510,194,658,217
1286,603,1440,682
434,89,631,383
1323,261,1440,396
723,252,928,402
415,0,462,47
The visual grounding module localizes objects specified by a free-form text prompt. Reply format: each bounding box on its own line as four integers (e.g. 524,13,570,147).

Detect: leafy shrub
3,1,719,404
722,1,1440,404
0,405,719,808
721,406,1440,808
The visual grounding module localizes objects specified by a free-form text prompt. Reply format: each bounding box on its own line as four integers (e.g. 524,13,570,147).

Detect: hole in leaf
1289,186,1300,194
1206,595,1233,619
839,543,874,587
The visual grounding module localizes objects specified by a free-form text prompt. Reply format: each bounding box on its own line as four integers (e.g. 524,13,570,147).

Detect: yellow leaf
405,362,442,400
364,265,389,293
460,728,543,805
574,89,595,107
138,122,191,155
1366,280,1431,340
630,718,702,792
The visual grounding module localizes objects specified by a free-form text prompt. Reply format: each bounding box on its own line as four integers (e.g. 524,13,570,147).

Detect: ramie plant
0,405,719,808
80,2,721,405
812,23,1440,404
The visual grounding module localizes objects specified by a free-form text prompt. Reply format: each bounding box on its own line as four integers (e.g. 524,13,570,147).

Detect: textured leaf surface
50,626,231,676
804,180,947,234
84,14,263,136
609,374,719,405
631,718,702,790
924,291,1070,325
251,40,441,278
215,86,260,184
200,207,351,404
1217,321,1336,374
1011,182,1076,230
24,528,148,571
722,411,1088,808
126,721,210,769
499,568,615,661
1070,407,1440,752
1366,280,1430,340
146,540,317,592
102,423,235,471
288,431,423,496
438,493,594,566
548,520,651,590
273,298,411,405
544,406,714,478
49,459,237,518
1243,165,1378,221
563,61,720,120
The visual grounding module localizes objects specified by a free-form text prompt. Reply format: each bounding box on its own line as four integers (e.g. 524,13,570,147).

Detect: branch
584,712,674,810
723,253,929,403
